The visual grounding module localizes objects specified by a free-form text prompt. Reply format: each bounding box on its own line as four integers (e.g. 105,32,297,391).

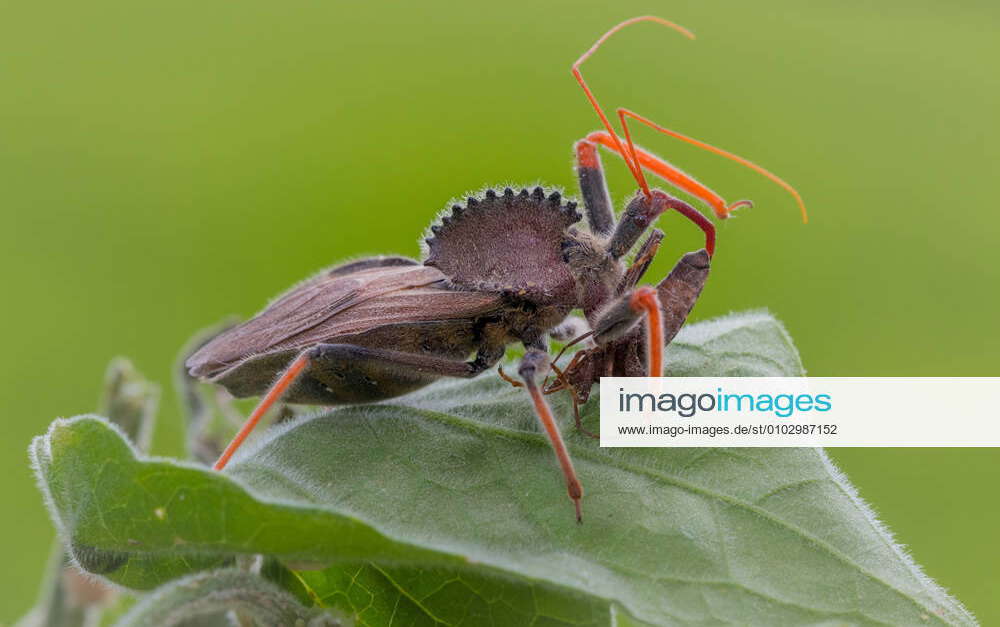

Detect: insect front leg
574,139,614,236
591,288,664,377
608,191,716,258
517,348,584,523
656,249,710,346
212,343,504,471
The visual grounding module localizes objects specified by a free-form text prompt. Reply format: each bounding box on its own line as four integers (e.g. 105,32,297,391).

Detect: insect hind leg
212,344,502,471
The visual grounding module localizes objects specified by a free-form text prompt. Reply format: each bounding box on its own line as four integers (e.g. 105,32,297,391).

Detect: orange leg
214,344,499,471
213,351,309,470
616,108,805,220
588,131,750,221
629,286,665,377
519,350,584,522
502,352,595,440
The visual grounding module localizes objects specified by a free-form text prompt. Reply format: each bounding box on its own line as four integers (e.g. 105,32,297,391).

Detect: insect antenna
572,15,807,223
572,16,693,199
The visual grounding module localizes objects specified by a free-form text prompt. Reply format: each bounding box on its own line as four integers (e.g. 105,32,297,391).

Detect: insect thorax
423,186,583,307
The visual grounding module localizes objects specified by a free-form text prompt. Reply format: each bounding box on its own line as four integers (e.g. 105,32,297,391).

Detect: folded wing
187,263,502,378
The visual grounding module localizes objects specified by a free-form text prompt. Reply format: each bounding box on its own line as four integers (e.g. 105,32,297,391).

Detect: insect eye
560,238,580,263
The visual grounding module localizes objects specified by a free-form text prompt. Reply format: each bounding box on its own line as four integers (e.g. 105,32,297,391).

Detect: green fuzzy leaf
31,311,974,625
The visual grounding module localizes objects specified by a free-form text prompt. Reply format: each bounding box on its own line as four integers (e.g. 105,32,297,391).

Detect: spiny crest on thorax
422,186,583,306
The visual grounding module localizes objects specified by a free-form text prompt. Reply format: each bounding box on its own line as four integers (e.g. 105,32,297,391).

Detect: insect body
187,16,805,522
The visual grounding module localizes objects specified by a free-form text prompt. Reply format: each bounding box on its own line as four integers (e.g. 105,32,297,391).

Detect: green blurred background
2,0,998,623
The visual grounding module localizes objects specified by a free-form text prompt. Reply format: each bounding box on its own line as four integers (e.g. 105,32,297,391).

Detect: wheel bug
186,16,805,522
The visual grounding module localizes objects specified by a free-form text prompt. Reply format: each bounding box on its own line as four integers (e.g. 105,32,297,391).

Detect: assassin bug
186,16,805,522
